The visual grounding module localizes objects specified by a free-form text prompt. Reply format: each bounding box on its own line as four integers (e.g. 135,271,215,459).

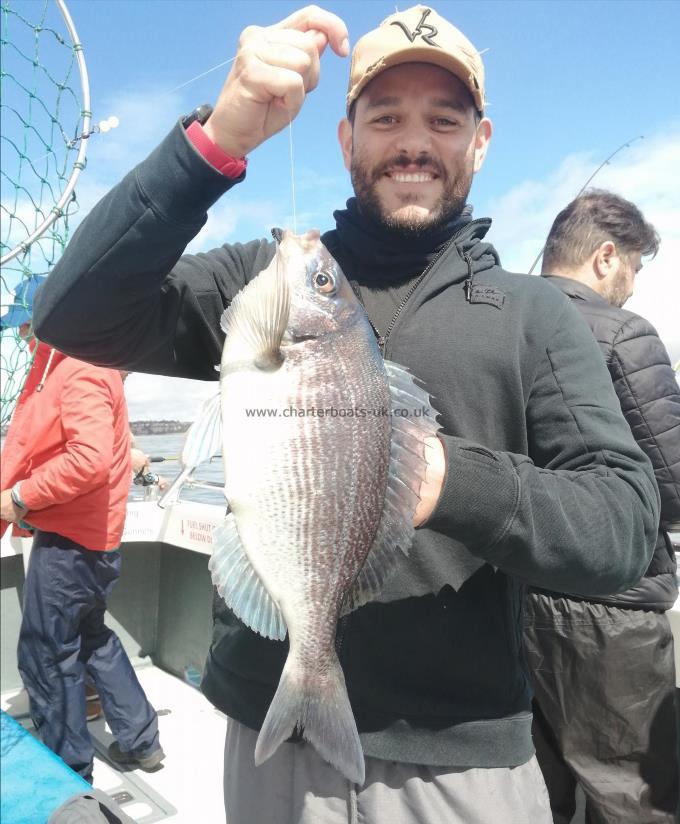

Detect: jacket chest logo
390,9,440,47
466,283,506,310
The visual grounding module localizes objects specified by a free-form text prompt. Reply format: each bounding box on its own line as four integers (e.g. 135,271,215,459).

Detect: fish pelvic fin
220,250,290,370
254,652,365,785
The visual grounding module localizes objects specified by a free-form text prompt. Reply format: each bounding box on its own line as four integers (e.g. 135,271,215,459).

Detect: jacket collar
541,274,611,308
324,198,498,285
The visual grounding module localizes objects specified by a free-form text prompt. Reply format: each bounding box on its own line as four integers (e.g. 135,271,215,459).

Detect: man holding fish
33,5,660,822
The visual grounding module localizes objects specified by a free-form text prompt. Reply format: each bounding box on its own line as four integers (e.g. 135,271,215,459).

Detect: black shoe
107,741,165,772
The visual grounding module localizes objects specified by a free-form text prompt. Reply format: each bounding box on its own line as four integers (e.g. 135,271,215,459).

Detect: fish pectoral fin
341,360,441,616
158,390,222,509
220,250,290,368
209,513,287,642
180,392,223,468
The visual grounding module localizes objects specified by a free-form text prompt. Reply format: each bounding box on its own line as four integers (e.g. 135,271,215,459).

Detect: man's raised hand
204,6,349,158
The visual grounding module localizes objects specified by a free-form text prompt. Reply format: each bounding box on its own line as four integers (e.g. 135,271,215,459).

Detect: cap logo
390,8,440,47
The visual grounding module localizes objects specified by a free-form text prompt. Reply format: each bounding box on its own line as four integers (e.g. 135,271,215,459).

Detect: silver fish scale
222,326,391,661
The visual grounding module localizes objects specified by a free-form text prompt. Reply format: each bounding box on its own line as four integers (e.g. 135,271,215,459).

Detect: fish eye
313,270,336,295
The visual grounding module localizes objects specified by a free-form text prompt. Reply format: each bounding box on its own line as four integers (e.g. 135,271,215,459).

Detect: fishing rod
527,135,644,275
146,454,223,463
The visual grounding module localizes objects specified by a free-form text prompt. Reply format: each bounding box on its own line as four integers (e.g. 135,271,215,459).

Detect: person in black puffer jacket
524,189,680,824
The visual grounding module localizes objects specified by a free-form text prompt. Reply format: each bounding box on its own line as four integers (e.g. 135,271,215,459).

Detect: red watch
183,104,247,180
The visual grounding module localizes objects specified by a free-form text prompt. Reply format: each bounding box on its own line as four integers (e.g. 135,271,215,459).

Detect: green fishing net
1,0,89,427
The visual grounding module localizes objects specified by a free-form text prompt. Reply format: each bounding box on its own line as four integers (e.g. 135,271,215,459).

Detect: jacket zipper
463,251,475,302
378,219,486,357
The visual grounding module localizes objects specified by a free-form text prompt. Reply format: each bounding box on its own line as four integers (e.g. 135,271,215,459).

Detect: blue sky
2,0,679,419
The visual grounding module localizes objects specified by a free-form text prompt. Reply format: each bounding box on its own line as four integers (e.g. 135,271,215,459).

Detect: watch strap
186,121,247,179
11,482,27,510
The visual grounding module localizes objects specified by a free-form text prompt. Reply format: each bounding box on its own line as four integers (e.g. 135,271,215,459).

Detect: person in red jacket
0,279,164,782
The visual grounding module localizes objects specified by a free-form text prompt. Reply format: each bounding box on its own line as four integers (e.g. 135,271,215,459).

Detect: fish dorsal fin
220,250,290,370
341,361,440,615
209,513,287,642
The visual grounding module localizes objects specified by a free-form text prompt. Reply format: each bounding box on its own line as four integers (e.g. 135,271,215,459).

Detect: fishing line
164,58,236,96
288,121,298,234
527,135,644,275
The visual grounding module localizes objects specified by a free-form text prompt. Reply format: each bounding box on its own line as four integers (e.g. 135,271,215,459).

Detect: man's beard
350,150,472,237
603,267,632,308
605,277,630,308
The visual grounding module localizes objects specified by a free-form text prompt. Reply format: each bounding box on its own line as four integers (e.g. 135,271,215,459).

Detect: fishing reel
134,469,160,487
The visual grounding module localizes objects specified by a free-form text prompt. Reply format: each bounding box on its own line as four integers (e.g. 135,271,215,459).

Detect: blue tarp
0,709,91,824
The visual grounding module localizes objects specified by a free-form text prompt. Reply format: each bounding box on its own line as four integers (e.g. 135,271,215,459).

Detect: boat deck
2,663,227,823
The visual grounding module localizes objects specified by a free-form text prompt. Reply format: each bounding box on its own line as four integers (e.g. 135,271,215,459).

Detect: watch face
184,103,213,128
195,103,213,125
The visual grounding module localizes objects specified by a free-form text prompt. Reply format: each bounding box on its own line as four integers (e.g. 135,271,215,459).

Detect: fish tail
254,652,365,785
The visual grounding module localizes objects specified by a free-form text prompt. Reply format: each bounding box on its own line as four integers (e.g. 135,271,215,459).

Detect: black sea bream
174,230,439,785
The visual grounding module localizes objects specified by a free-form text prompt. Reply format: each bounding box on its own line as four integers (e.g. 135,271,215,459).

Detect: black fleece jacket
539,275,679,611
32,122,660,768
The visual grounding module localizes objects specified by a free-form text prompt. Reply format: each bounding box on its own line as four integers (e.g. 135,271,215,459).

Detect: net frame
1,0,91,426
0,0,91,266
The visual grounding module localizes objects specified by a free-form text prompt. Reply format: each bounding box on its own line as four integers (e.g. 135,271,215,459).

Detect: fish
172,229,440,785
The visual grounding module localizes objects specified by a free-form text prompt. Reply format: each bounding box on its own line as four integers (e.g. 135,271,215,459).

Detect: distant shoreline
129,420,191,436
1,419,191,438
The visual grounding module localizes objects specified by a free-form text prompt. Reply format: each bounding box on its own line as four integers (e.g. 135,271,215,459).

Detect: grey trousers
223,719,552,824
524,593,679,824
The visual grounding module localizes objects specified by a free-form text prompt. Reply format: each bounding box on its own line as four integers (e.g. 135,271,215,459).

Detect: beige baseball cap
346,5,485,115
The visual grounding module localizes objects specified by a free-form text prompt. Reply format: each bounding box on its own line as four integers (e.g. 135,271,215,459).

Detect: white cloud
488,126,680,364
187,197,279,252
124,371,216,422
85,89,185,170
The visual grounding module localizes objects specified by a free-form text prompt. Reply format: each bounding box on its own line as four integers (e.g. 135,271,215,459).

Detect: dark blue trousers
17,531,160,778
